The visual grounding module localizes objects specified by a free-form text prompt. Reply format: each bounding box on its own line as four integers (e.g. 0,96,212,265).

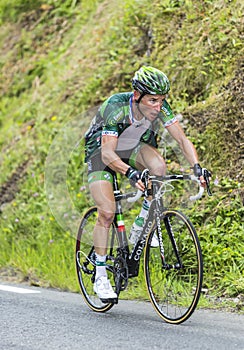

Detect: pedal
100,297,118,304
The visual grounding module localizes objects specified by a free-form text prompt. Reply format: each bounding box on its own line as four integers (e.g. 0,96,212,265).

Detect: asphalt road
0,282,243,350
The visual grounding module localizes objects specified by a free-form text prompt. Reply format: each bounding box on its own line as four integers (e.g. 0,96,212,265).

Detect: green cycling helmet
132,66,170,95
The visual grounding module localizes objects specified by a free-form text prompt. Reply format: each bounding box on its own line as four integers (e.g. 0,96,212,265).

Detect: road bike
75,169,212,324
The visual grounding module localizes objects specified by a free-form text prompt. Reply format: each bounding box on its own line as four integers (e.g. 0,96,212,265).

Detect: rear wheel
144,209,203,324
76,207,118,312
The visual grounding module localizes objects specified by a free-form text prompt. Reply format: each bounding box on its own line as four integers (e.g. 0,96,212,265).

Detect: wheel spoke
145,210,203,324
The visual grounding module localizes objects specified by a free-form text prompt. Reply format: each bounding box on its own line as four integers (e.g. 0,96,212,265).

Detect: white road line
0,284,41,294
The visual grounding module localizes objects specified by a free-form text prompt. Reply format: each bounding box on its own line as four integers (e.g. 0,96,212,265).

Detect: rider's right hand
125,167,144,190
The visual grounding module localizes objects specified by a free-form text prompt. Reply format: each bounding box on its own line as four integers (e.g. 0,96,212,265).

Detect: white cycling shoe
93,276,118,303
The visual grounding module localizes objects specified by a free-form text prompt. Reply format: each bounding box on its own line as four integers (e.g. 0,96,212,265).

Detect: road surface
0,282,243,350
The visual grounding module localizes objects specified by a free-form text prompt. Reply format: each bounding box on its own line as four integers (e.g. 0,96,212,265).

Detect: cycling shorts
87,146,141,184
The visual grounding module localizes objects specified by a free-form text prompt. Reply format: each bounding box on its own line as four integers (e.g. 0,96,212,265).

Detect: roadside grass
0,225,79,291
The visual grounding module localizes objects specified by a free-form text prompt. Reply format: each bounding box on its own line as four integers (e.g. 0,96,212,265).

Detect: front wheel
144,209,203,324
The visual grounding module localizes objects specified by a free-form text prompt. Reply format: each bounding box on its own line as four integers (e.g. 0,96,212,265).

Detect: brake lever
203,169,212,196
141,169,150,198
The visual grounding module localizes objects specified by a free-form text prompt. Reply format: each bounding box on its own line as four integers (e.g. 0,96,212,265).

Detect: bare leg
89,180,115,256
135,143,166,176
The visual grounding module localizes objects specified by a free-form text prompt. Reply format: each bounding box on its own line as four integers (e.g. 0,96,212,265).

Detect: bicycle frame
111,174,168,279
111,172,205,279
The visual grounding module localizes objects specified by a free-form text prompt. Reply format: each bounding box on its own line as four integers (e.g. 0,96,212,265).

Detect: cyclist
85,66,208,302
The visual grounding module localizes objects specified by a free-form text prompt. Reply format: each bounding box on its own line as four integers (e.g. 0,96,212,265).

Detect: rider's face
134,92,166,121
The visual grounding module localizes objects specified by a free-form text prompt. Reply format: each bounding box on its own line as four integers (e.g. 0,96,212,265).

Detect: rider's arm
166,121,199,167
101,135,145,191
166,121,206,186
101,135,129,174
159,102,199,166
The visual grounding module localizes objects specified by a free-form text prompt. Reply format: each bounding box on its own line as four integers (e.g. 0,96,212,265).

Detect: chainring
113,255,129,294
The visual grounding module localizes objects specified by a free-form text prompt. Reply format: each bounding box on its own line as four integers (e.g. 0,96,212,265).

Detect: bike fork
162,215,182,269
155,213,182,270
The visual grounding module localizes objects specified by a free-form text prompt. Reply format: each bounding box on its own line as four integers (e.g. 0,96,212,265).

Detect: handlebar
127,168,149,203
127,169,212,203
189,177,204,201
127,189,144,203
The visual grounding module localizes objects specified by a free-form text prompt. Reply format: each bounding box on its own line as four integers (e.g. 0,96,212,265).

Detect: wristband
125,167,136,179
192,163,202,177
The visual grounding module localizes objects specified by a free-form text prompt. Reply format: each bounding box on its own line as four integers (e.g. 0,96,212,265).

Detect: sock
139,198,151,219
95,253,107,280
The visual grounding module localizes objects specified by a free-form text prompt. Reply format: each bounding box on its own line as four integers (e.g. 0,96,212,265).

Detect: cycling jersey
85,92,177,162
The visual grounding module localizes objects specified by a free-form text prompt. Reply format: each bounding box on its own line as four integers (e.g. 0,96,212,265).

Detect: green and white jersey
85,92,177,162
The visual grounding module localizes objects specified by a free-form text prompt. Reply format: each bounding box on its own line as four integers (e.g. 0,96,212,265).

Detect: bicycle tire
144,209,203,324
76,206,118,312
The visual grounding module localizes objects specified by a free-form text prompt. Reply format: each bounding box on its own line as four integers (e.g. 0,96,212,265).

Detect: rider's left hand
193,163,211,188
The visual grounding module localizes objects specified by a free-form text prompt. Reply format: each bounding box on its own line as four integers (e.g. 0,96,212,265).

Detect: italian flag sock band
95,253,107,266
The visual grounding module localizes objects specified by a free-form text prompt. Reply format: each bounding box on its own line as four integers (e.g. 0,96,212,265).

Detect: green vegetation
0,0,243,311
